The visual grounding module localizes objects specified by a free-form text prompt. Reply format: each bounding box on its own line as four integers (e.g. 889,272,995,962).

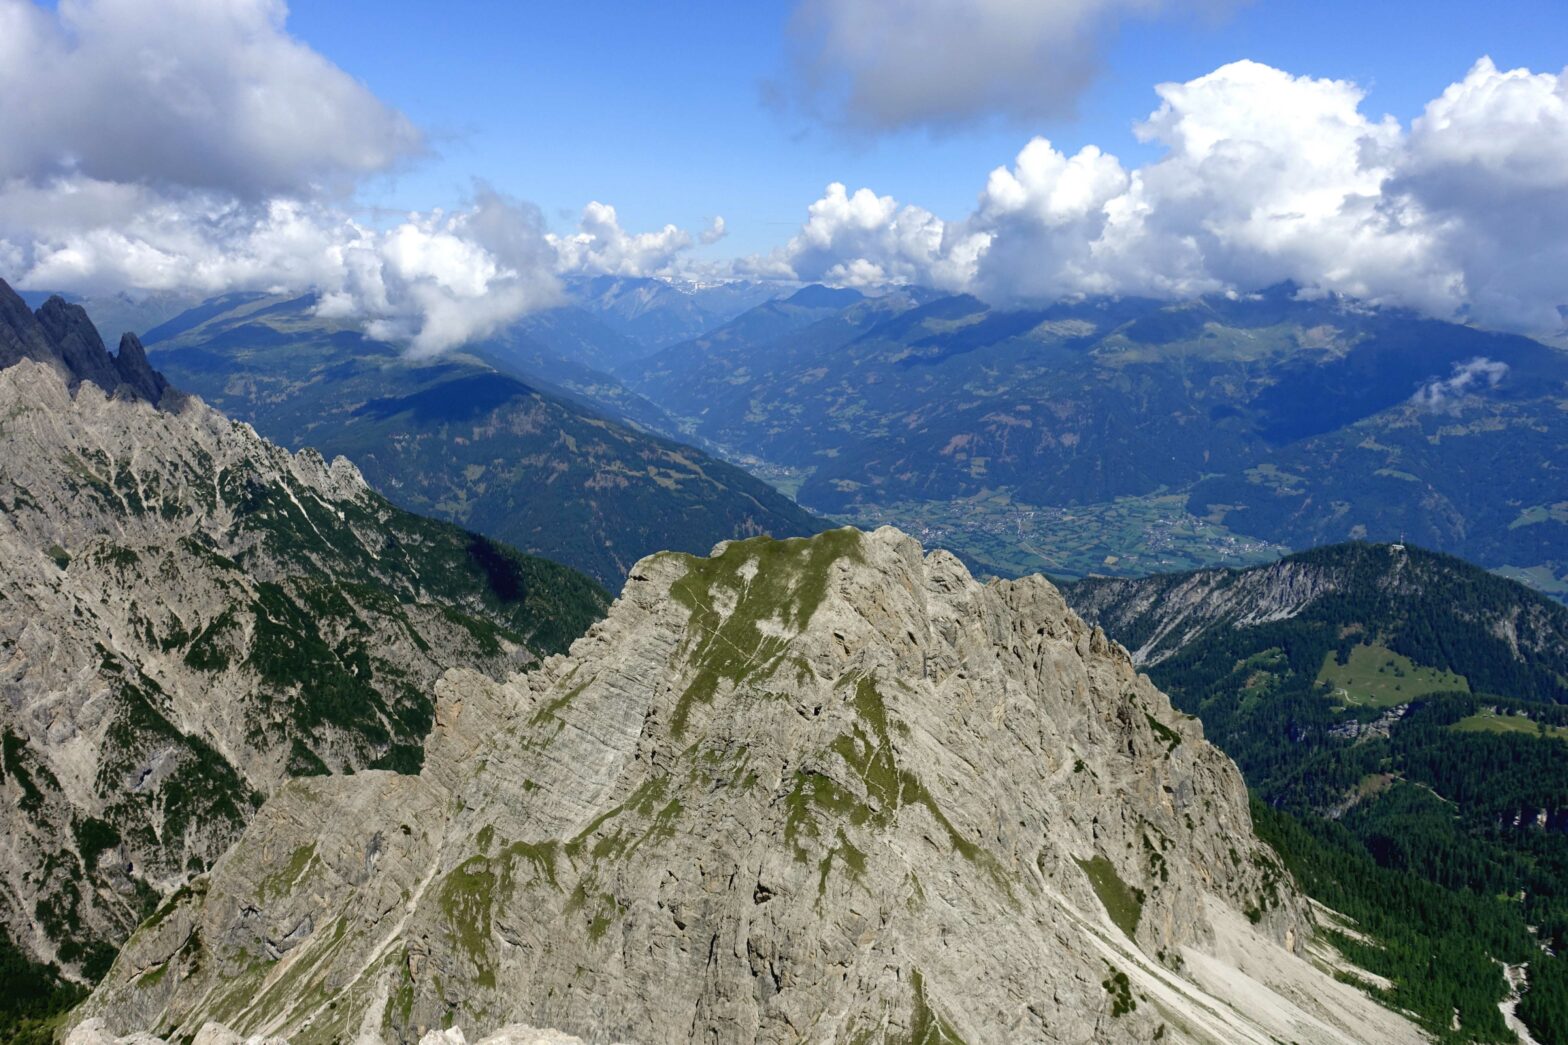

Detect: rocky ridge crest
2,279,170,406
1064,541,1568,669
0,356,604,981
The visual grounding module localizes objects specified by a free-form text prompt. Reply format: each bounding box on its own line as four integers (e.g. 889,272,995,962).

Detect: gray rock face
63,1016,597,1045
1062,559,1344,666
112,333,171,404
35,295,128,394
75,528,1423,1044
0,279,63,370
0,359,604,979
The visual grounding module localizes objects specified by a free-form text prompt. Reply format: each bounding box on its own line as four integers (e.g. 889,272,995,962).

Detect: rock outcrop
75,528,1424,1044
0,353,605,981
2,279,171,406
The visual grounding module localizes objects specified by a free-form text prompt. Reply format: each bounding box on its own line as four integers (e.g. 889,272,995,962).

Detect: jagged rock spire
113,331,170,403
0,277,173,405
0,277,61,369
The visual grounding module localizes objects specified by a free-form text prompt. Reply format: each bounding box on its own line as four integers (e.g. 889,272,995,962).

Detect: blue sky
285,0,1568,256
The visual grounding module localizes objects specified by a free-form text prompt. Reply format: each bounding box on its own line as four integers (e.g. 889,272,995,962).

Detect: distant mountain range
618,283,1568,598
136,290,825,588
17,276,794,365
561,274,788,351
29,275,1568,603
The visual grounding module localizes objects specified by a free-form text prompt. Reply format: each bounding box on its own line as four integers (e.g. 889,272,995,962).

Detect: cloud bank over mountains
756,58,1568,333
0,0,422,198
0,0,1564,353
0,0,714,353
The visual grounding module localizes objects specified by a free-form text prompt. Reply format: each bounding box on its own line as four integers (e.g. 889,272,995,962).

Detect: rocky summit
0,281,171,407
72,527,1421,1044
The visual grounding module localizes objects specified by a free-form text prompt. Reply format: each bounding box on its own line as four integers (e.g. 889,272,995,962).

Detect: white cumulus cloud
0,0,573,356
332,188,564,358
6,180,559,358
700,216,728,246
1394,58,1568,330
1412,357,1511,411
547,202,721,279
741,182,985,290
0,0,422,198
752,57,1568,333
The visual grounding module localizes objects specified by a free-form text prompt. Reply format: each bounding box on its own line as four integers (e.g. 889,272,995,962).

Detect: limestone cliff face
0,359,604,979
1064,541,1568,670
1062,559,1345,666
75,528,1423,1044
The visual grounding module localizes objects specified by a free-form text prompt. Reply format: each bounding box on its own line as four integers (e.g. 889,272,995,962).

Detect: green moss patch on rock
667,529,863,736
1077,855,1145,940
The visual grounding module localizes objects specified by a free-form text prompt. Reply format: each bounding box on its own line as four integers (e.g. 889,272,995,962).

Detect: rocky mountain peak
0,277,172,405
36,294,124,391
73,527,1422,1044
113,331,171,403
0,276,60,368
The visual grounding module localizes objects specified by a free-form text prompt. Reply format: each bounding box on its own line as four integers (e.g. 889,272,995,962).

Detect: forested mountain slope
142,292,826,588
626,284,1568,591
1065,542,1568,1041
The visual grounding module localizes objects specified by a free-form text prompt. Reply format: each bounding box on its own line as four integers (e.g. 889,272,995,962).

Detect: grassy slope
1318,643,1470,708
